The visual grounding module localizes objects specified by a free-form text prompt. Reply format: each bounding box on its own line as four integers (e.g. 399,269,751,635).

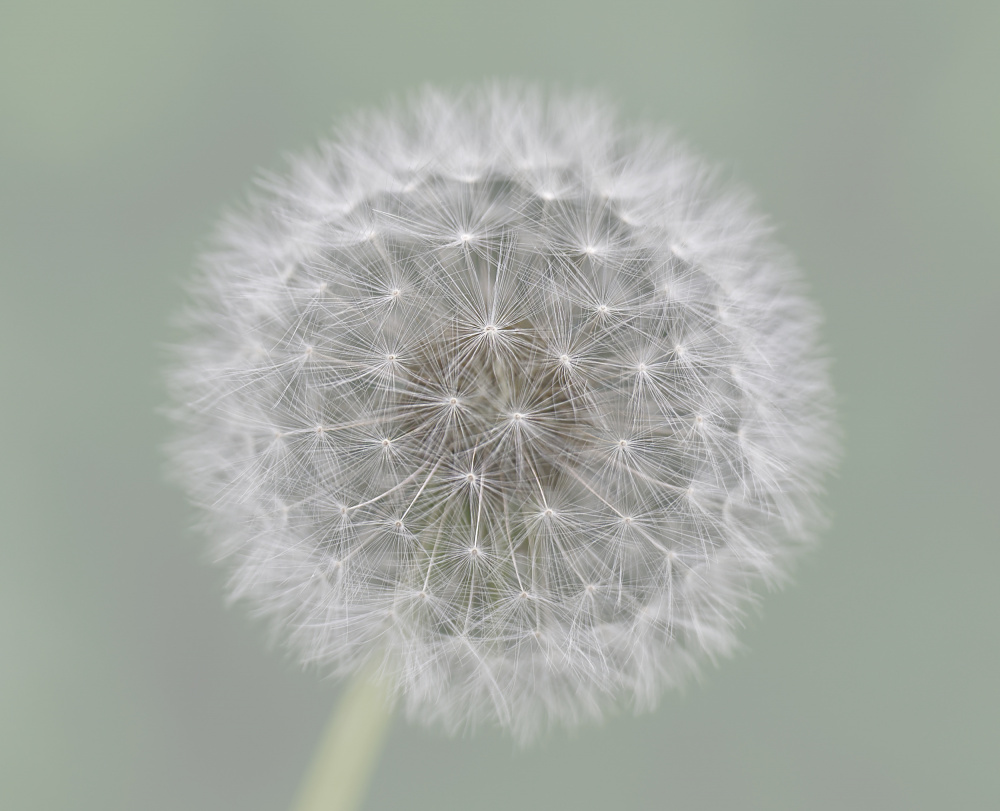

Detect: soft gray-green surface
2,2,997,809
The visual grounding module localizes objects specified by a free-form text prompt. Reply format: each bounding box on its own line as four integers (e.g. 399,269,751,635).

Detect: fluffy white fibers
167,86,836,742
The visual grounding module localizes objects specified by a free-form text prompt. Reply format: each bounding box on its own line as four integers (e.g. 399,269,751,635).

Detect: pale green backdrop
2,2,997,809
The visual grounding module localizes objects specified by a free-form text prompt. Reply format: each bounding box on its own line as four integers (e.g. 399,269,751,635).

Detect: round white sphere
168,86,836,742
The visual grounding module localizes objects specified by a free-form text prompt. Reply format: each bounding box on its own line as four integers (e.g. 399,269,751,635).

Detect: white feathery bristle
166,84,836,743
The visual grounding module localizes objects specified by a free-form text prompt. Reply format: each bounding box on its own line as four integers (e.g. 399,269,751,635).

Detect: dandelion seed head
167,85,836,743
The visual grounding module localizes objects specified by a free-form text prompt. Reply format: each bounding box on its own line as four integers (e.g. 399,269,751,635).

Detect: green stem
291,671,394,811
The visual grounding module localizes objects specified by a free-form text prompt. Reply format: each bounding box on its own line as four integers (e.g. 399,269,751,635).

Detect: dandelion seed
167,84,836,743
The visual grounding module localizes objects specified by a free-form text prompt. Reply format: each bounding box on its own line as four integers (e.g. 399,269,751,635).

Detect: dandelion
167,86,835,766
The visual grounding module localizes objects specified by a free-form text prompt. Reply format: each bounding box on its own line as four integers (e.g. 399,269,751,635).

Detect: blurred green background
2,2,998,809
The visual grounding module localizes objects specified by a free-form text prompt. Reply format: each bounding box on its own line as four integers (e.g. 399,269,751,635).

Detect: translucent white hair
167,85,836,743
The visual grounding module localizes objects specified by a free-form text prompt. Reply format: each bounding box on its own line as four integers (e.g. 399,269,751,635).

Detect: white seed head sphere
168,86,836,742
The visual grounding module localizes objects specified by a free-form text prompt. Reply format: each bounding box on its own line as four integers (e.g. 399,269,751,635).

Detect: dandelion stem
291,671,393,811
